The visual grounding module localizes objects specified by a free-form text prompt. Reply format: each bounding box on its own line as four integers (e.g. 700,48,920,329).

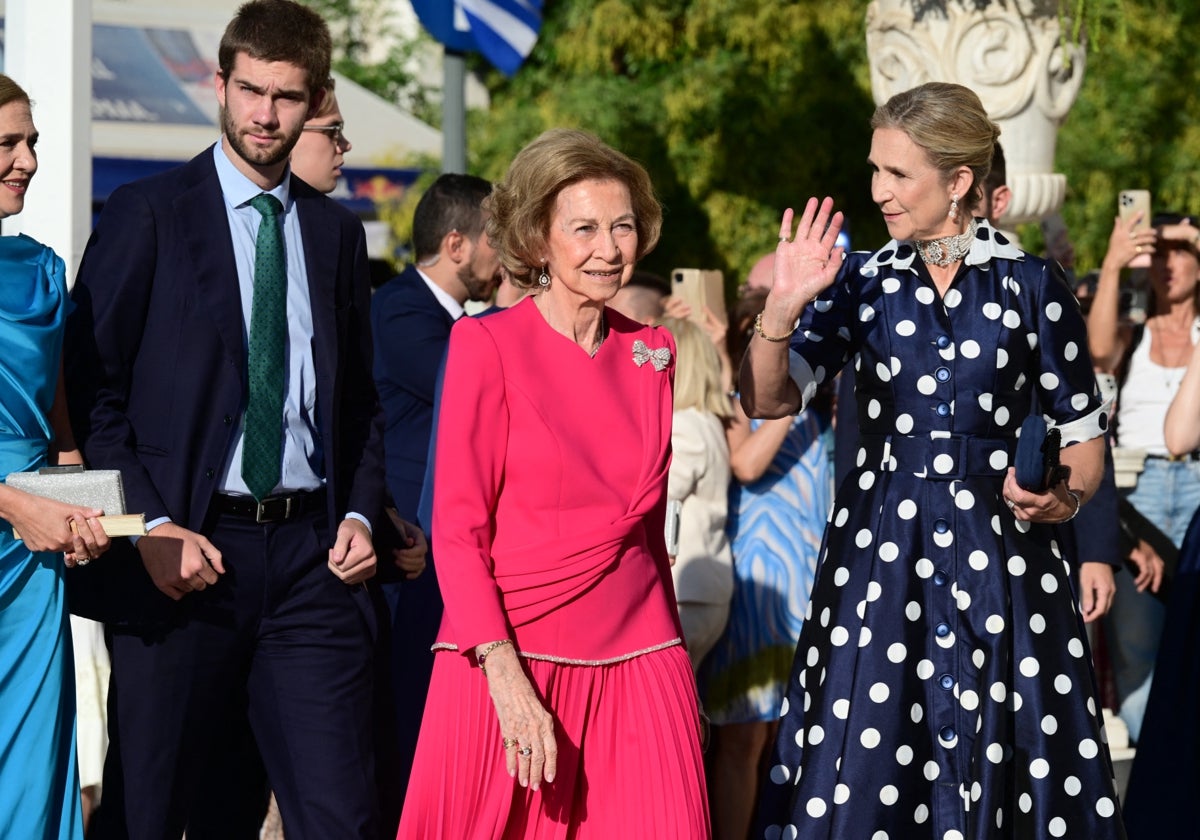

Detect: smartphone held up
1119,189,1152,269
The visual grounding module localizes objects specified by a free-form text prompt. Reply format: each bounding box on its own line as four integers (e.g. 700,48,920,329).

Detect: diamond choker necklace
915,218,979,267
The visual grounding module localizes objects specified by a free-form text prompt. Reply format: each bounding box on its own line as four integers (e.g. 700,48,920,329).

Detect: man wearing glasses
291,79,351,194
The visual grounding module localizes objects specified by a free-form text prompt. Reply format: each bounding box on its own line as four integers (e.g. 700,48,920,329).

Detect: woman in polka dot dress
744,82,1125,840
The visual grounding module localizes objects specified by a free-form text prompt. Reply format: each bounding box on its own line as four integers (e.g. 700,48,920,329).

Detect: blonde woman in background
660,315,734,672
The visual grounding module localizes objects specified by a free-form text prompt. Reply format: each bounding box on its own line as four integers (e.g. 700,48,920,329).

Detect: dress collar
857,218,1024,276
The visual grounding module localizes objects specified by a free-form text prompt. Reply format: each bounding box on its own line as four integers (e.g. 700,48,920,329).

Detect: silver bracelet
1059,489,1082,523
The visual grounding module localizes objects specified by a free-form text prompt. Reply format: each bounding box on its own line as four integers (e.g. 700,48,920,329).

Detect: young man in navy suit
370,173,501,803
65,2,408,837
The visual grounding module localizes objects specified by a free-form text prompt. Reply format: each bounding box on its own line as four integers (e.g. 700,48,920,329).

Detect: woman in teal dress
0,73,111,840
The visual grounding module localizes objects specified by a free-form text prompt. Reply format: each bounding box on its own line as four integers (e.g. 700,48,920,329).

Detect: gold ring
502,737,518,749
518,746,533,757
1136,245,1145,254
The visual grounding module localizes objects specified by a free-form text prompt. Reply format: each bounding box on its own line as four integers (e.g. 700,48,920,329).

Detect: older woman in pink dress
397,129,709,839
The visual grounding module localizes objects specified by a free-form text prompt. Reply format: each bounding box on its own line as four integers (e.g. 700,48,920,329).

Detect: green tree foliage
468,0,882,290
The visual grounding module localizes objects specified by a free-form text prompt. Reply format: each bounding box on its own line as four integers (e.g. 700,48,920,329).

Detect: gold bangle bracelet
754,312,798,342
476,639,513,675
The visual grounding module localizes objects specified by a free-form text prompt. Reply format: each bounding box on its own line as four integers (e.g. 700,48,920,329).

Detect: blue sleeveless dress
0,235,83,840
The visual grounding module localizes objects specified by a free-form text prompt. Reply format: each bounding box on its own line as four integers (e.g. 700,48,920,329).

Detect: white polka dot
985,614,1004,633
875,362,892,382
1046,301,1063,321
910,703,923,723
895,413,914,433
806,647,820,666
856,528,874,548
990,682,1007,703
1002,310,1021,329
1079,738,1098,759
986,743,1004,763
955,589,972,610
878,542,899,562
859,627,873,646
863,400,880,421
1063,776,1081,796
806,798,827,818
916,659,934,679
923,760,939,780
1030,758,1050,778
994,406,1010,426
1040,372,1060,390
1055,675,1072,694
830,627,850,646
769,764,791,784
887,643,907,663
808,725,825,746
1008,555,1027,576
997,348,1009,368
933,454,955,474
890,356,902,375
833,567,850,586
983,302,1002,320
944,288,963,308
896,319,916,336
905,601,922,621
1019,657,1040,677
834,507,850,527
869,682,890,703
819,607,831,627
1041,573,1059,593
988,449,1008,470
780,697,789,717
970,551,990,571
866,581,882,602
1042,715,1059,735
916,287,935,305
955,489,976,510
1019,793,1032,813
972,648,986,669
834,783,850,804
1030,614,1046,633
978,392,994,411
879,784,898,805
934,530,954,549
960,690,979,711
1065,341,1079,361
833,699,850,719
859,303,877,322
1009,691,1024,712
1096,797,1115,817
914,804,929,823
959,339,980,358
917,375,937,395
794,728,805,748
861,728,881,749
1049,817,1067,837
1071,392,1090,411
915,559,934,579
1068,638,1084,658
882,277,900,293
859,471,876,490
895,745,913,765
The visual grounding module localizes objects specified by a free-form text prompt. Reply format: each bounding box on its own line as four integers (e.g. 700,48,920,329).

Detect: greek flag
457,0,543,76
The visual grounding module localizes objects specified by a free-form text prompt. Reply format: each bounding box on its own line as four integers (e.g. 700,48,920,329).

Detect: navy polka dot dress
755,222,1126,840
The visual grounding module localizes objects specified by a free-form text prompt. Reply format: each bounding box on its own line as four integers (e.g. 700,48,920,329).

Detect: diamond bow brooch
632,339,672,372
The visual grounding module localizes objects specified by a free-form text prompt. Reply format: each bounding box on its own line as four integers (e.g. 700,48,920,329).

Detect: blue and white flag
457,0,542,77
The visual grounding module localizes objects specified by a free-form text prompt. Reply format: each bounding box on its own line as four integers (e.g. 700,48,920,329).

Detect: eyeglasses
302,122,348,147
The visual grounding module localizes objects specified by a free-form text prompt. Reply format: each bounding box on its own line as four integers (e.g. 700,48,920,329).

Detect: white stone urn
865,0,1086,224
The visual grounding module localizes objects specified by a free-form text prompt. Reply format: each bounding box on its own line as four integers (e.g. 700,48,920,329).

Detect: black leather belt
1146,451,1200,462
213,489,326,523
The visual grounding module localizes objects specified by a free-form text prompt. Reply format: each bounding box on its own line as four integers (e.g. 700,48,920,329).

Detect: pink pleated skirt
397,643,710,839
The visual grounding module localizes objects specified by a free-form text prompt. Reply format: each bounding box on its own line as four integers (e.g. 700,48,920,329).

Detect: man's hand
1078,561,1116,623
329,517,377,585
136,521,224,599
385,508,427,580
1127,539,1165,594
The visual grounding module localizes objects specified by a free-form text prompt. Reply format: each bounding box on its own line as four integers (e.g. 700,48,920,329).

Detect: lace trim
431,638,683,666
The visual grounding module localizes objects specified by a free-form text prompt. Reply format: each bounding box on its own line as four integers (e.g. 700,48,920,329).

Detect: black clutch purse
1015,415,1071,493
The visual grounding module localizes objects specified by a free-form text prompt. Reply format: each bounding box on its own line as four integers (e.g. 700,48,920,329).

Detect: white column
5,0,92,284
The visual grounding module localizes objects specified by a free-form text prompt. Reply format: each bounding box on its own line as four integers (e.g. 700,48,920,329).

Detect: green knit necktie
242,193,287,501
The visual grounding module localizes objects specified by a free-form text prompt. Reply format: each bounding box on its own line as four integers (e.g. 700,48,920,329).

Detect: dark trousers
91,506,379,840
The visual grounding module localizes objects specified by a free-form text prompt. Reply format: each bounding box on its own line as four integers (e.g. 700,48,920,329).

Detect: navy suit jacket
65,147,384,621
370,265,454,525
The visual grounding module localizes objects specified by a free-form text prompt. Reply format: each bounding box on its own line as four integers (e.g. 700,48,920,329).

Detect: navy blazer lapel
179,151,244,368
295,184,339,427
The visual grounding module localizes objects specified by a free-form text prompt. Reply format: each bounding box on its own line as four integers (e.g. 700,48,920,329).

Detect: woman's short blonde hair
0,74,30,111
311,78,338,120
659,316,732,419
485,128,662,289
871,82,1000,210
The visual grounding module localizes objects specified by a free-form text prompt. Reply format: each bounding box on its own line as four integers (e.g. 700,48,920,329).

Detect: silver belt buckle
254,496,293,523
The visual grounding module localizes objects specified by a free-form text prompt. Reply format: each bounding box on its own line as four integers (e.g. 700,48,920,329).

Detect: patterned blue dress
754,222,1125,839
0,235,83,840
701,408,832,724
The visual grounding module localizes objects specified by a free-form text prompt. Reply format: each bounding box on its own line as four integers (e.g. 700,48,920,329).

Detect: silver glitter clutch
5,467,146,537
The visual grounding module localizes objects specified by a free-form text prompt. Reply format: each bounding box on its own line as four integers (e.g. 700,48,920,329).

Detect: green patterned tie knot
242,193,287,501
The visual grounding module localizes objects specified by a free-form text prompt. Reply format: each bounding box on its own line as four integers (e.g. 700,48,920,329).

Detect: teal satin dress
0,235,83,839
